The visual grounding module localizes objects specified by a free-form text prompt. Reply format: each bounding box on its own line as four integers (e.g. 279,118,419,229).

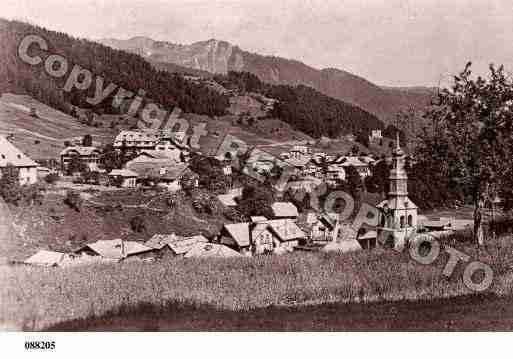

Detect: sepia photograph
1,0,513,354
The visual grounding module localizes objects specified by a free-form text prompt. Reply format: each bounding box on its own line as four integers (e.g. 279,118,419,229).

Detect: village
1,122,477,267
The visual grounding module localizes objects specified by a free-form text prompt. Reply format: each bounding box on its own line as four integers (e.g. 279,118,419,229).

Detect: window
408,215,413,227
400,216,405,228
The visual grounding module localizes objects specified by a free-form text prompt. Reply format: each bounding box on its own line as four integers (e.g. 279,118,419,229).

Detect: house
36,166,51,179
266,219,305,253
126,161,196,191
337,156,372,178
0,135,38,184
271,202,299,219
113,130,159,150
125,149,182,167
220,218,305,255
60,146,101,173
419,219,452,232
24,250,66,267
357,229,378,250
369,129,383,142
326,163,346,183
289,145,310,159
168,234,209,255
218,193,238,207
220,222,251,254
286,176,322,193
108,169,138,188
76,239,153,260
303,212,338,242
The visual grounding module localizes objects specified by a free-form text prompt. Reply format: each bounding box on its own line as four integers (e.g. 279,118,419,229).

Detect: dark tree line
215,71,385,139
0,19,229,118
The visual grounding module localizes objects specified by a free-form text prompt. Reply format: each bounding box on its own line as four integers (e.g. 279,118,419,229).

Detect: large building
60,146,101,173
113,130,159,150
0,135,38,185
376,134,418,249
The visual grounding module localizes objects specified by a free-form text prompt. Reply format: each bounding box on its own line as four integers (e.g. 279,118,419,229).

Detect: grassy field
2,234,513,330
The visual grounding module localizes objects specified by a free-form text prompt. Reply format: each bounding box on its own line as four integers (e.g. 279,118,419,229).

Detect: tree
346,165,363,202
237,184,275,219
66,154,87,175
189,153,228,193
0,164,22,205
179,170,197,195
130,216,147,233
64,190,82,212
419,63,513,245
82,134,93,147
44,173,60,185
365,160,390,195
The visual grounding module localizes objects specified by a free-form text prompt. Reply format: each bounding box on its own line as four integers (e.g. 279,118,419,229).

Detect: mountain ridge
99,36,435,124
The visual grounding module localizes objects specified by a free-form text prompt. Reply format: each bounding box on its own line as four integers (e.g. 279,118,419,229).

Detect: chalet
337,156,372,178
126,161,197,191
76,239,153,261
113,130,159,150
302,212,338,242
0,135,38,184
326,163,346,183
60,146,101,173
108,169,138,188
220,222,251,254
289,145,310,159
145,233,209,256
220,218,305,255
369,129,383,142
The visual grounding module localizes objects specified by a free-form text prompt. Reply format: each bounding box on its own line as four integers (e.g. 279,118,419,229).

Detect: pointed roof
184,243,242,258
223,222,250,247
24,250,66,266
0,135,37,167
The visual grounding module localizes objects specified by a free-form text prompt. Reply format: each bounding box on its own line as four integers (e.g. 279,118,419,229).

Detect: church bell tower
376,132,418,249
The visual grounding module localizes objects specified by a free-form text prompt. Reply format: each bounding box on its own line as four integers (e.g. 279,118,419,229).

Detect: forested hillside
215,71,385,138
0,19,229,117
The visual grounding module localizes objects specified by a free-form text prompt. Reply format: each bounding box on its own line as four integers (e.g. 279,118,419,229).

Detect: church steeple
388,132,408,197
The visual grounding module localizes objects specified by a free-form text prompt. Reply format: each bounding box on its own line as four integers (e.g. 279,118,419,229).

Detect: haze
3,0,512,87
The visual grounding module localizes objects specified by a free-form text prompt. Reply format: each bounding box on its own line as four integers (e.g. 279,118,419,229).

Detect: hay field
2,234,513,330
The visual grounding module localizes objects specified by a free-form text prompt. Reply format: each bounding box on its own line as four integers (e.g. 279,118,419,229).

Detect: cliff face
99,37,434,124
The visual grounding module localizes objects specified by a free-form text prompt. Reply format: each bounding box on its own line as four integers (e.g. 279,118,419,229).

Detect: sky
3,0,513,87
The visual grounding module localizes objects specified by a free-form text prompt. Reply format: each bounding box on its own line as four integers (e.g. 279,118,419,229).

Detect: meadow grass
2,233,513,330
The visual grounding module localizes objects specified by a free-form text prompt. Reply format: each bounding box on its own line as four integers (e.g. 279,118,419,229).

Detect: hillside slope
0,93,115,159
100,37,435,124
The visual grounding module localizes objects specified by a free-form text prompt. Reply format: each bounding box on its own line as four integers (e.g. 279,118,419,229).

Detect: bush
21,184,45,206
0,165,22,205
130,216,147,233
64,190,83,212
44,173,60,185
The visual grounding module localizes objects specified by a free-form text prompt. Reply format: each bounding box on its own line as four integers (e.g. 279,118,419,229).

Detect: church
376,134,418,250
